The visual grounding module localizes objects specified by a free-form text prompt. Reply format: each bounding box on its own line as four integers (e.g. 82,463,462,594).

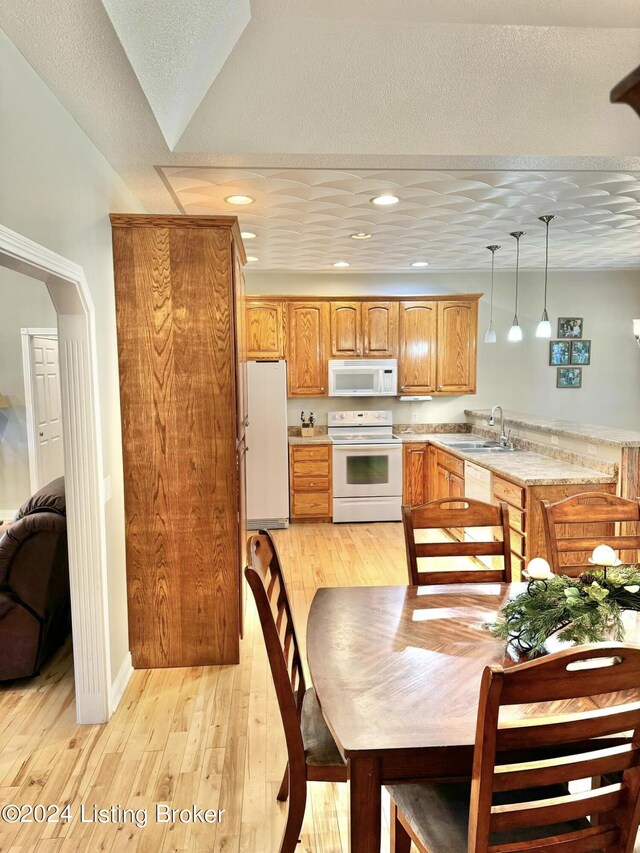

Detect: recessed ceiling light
350,232,372,240
371,195,399,206
333,261,350,268
225,194,254,205
241,231,256,239
247,256,259,263
411,261,429,268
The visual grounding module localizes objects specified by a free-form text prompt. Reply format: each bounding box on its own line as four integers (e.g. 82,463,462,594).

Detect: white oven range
329,410,402,523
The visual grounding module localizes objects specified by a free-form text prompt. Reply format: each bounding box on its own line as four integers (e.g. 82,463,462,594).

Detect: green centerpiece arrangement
490,548,640,657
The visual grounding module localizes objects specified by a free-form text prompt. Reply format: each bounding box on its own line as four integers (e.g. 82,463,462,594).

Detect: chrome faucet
489,405,512,447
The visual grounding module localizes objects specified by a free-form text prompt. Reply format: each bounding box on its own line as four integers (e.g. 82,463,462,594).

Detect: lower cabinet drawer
291,445,330,462
292,476,330,492
292,492,331,517
509,528,526,558
494,476,525,509
292,460,330,477
511,552,525,579
436,450,465,479
507,505,526,534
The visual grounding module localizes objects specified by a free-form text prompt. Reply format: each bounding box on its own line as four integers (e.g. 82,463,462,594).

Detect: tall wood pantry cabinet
110,214,247,668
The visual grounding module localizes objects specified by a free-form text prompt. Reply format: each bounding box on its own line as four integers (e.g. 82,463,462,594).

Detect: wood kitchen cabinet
248,294,480,398
111,214,245,668
398,302,437,394
289,444,332,521
402,443,429,506
363,301,398,357
246,299,285,359
330,300,398,358
436,300,478,393
330,302,362,356
492,475,617,581
287,302,329,396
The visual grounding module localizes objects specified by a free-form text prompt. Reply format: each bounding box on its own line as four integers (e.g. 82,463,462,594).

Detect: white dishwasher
463,461,499,569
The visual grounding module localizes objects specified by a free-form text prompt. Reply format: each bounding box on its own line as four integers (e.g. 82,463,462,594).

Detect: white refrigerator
246,360,290,528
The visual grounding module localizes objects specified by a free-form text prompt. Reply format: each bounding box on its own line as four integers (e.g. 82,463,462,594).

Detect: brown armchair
0,477,70,680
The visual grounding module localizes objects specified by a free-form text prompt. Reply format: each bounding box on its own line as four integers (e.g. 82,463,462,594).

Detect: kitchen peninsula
287,408,638,577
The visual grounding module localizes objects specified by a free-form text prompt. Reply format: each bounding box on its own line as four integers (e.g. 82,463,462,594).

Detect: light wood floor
0,522,408,853
4,522,638,852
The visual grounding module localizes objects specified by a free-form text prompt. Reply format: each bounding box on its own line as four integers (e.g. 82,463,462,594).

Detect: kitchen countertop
465,409,640,448
288,434,332,445
393,432,617,487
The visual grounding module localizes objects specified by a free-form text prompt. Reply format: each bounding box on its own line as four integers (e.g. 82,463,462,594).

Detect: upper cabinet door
363,301,398,357
287,302,329,396
330,302,362,357
246,300,285,359
398,302,437,394
436,300,478,393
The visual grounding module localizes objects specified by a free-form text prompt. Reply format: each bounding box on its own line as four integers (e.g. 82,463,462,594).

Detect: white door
32,336,64,487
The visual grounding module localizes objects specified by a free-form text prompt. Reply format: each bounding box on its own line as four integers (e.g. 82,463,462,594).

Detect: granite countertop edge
465,409,640,449
394,433,617,487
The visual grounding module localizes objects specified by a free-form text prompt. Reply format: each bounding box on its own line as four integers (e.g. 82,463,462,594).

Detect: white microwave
328,359,398,397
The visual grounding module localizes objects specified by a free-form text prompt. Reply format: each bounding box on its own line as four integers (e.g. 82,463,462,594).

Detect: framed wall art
549,340,570,365
557,317,583,338
570,340,591,365
557,367,582,389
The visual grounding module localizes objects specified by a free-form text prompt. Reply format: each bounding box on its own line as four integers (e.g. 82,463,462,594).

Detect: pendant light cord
543,219,549,311
490,251,495,323
515,235,520,314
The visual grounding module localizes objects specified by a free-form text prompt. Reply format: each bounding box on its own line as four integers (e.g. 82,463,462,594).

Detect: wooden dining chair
403,497,512,585
389,643,640,852
541,492,640,577
245,531,347,853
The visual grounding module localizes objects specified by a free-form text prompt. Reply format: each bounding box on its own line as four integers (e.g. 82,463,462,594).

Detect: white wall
246,269,640,431
0,29,146,680
0,269,57,512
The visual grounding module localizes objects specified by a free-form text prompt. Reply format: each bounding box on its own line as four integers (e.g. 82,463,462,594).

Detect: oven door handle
332,444,401,452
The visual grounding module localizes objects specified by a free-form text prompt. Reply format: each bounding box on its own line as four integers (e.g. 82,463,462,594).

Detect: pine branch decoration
489,566,640,656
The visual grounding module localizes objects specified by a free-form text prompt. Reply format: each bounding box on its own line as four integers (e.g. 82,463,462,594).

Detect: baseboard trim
110,652,133,715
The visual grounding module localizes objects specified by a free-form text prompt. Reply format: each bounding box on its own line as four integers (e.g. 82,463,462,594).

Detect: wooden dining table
306,582,640,853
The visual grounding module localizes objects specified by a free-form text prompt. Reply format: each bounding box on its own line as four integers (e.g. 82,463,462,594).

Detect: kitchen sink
439,439,520,454
463,445,520,454
440,440,502,449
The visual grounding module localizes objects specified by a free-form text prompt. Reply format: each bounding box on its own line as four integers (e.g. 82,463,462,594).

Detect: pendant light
536,215,556,338
508,231,524,342
484,244,500,343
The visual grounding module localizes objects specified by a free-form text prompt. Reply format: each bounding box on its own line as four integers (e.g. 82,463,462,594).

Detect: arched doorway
0,224,113,723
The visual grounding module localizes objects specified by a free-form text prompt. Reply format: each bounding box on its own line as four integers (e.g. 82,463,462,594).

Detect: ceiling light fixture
333,261,350,268
536,215,556,338
241,231,256,239
508,231,524,342
224,194,254,205
484,244,500,344
371,195,399,206
246,256,259,263
411,261,429,268
350,232,372,240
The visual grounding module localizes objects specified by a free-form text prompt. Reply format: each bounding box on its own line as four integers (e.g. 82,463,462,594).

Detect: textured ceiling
100,0,250,148
159,167,640,271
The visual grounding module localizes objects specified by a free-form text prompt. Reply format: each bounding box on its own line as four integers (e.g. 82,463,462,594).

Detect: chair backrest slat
493,742,639,792
468,644,640,853
541,492,640,576
245,531,307,776
486,825,620,853
403,497,512,585
490,781,624,833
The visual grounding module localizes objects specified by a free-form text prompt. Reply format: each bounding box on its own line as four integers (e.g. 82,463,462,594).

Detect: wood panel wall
111,215,243,668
